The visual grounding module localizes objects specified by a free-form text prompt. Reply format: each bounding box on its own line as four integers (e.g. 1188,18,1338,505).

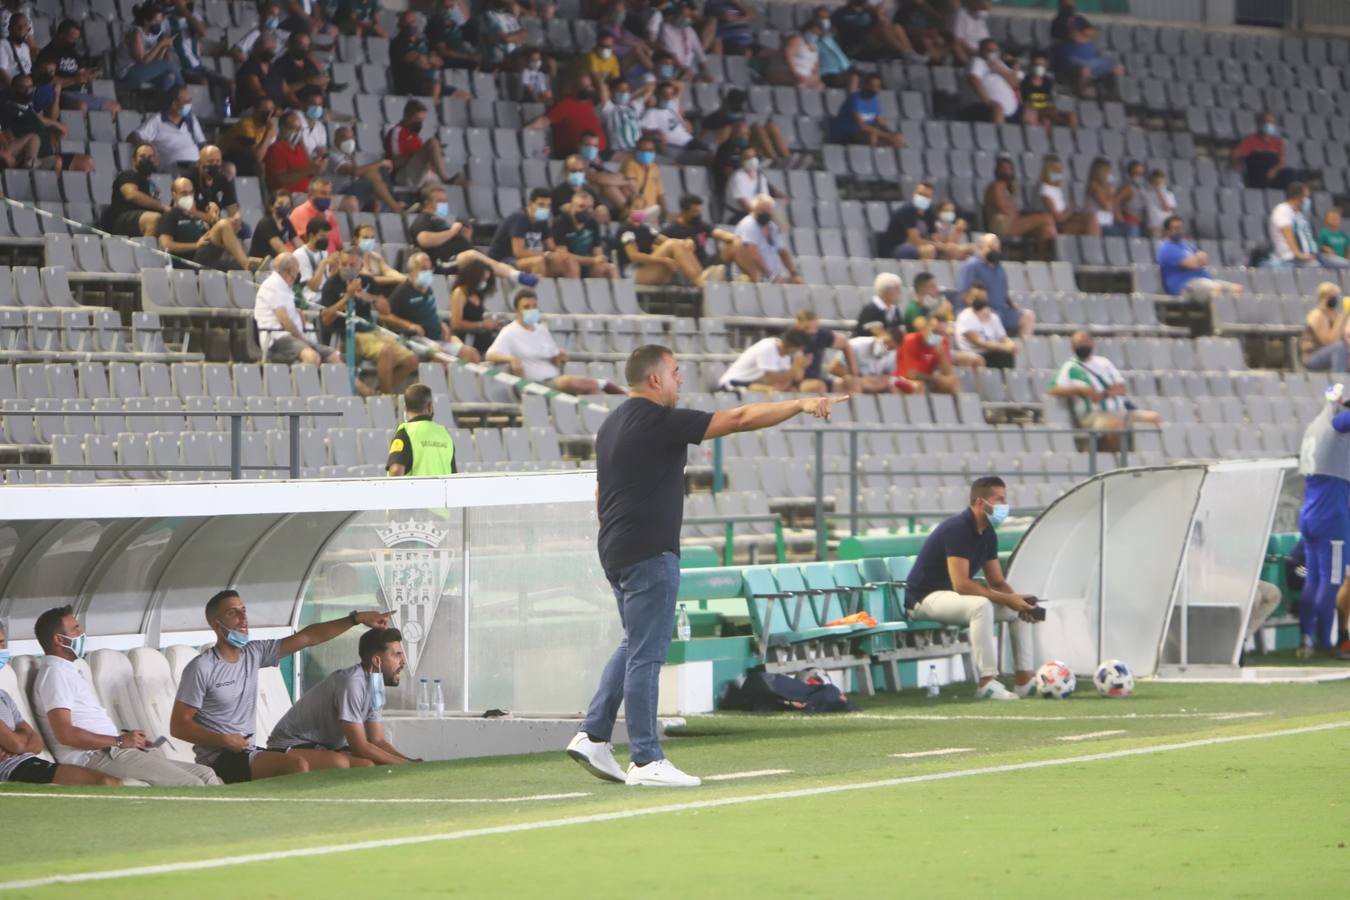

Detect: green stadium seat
741,568,855,672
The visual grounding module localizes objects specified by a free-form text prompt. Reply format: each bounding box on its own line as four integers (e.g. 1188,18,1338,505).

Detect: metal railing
5,409,344,480
785,424,1161,559
684,514,787,565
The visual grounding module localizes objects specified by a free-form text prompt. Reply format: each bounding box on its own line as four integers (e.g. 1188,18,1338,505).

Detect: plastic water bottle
432,679,445,718
676,603,691,641
221,95,232,119
416,678,431,717
926,665,940,699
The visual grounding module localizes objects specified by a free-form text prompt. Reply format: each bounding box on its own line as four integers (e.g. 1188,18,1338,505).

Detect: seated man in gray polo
0,622,122,787
171,590,391,784
31,606,221,787
266,627,418,767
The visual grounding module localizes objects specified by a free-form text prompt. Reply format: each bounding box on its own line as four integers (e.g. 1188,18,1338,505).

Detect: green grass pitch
3,677,1349,898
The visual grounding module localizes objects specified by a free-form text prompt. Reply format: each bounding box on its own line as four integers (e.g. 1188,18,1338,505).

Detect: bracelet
349,610,359,626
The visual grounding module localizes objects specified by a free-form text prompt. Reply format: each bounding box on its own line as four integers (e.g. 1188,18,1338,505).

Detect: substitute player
1297,383,1350,655
566,344,845,787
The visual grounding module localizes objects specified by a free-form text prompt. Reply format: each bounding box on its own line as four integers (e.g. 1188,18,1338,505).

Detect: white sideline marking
814,711,1268,723
703,769,792,782
2,719,1345,892
0,792,590,805
1056,730,1127,742
889,748,974,759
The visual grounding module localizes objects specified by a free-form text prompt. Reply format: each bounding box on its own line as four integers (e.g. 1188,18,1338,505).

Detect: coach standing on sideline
567,344,845,787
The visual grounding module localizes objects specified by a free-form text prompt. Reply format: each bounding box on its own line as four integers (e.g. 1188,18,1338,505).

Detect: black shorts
209,749,258,784
8,757,57,784
106,210,148,237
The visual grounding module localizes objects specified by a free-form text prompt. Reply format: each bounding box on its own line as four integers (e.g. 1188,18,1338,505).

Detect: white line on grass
820,712,1268,723
0,792,590,805
1056,731,1127,742
889,748,975,758
702,770,792,782
2,718,1345,893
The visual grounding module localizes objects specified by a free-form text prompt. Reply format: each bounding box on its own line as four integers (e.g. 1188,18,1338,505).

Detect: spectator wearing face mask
898,315,960,395
487,290,624,394
616,205,706,286
1085,157,1130,238
723,146,778,216
1115,160,1147,239
585,33,620,81
159,176,259,272
984,155,1056,241
702,91,790,170
844,327,916,394
879,180,945,260
663,193,752,283
1,72,93,171
802,5,853,88
1156,215,1243,303
932,199,975,259
1047,331,1160,450
318,245,420,395
958,234,1035,337
428,0,480,70
1144,169,1177,237
294,85,330,157
640,80,709,158
950,0,991,59
515,47,554,104
859,272,905,336
1037,154,1098,237
1019,49,1074,129
599,78,648,154
219,99,278,178
328,125,402,215
573,131,632,215
1268,182,1350,269
265,109,327,194
450,259,504,355
717,327,813,393
254,253,339,365
390,10,443,101
903,272,953,329
271,31,330,110
488,188,574,277
189,144,248,243
115,1,185,93
36,19,121,113
964,38,1021,125
477,0,529,69
1320,208,1350,261
99,142,170,237
620,137,668,217
552,192,618,279
704,0,756,56
551,152,604,220
733,194,802,284
830,0,916,60
386,251,481,364
829,72,903,147
251,191,298,258
0,11,34,87
384,98,452,192
527,73,606,159
954,283,1016,369
131,85,206,171
411,184,539,288
233,29,278,109
290,176,342,254
768,16,824,89
1301,282,1349,372
658,2,712,82
1052,3,1124,99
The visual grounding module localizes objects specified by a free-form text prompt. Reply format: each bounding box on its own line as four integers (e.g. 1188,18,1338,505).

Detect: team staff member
906,476,1040,700
266,627,419,767
1296,383,1350,656
387,383,456,476
567,345,844,787
170,590,391,784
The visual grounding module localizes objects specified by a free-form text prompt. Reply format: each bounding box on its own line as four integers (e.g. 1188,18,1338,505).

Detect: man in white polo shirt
717,328,811,392
486,289,624,396
253,251,340,365
31,605,221,787
732,195,803,284
131,85,207,172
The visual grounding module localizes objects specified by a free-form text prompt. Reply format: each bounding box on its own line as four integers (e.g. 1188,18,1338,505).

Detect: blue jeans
1304,341,1349,372
581,551,680,766
1299,507,1349,648
120,60,184,92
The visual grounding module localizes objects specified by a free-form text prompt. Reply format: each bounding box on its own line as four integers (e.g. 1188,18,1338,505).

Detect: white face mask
337,138,355,155
176,195,194,212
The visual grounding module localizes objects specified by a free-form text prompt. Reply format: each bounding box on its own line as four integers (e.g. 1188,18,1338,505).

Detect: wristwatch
348,610,359,626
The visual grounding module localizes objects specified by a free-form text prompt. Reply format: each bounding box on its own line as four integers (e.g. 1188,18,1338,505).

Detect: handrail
684,514,786,565
4,410,343,479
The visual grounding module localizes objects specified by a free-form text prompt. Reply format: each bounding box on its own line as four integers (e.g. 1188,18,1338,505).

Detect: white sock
597,378,611,390
505,267,523,285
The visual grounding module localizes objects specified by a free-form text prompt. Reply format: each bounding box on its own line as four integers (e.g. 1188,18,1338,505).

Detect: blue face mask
658,64,675,78
0,650,10,670
636,150,655,166
305,104,324,120
435,201,450,219
416,270,434,290
523,307,542,326
313,197,331,213
912,194,932,211
567,171,586,187
179,102,193,118
58,633,86,659
1302,197,1312,214
580,145,599,162
986,500,1010,527
223,628,249,649
369,668,386,710
925,332,943,347
532,206,550,222
358,237,376,253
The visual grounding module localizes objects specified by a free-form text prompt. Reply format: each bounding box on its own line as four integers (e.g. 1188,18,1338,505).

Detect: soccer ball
1033,661,1076,699
1094,659,1135,697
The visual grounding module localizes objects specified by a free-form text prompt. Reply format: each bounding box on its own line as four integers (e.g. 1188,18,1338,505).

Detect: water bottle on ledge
676,603,691,641
417,678,431,717
432,679,445,718
926,665,940,698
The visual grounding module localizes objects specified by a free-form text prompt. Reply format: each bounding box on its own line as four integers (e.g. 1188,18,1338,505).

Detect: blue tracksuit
1298,410,1350,647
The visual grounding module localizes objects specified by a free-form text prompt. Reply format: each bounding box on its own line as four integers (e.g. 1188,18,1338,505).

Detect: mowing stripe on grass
819,711,1267,723
1056,730,1127,742
703,770,792,781
2,719,1345,893
890,748,974,758
0,792,590,805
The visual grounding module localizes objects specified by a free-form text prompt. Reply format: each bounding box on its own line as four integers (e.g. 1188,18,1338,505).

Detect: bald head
199,145,222,168
171,177,194,200
978,233,1001,255
750,194,775,216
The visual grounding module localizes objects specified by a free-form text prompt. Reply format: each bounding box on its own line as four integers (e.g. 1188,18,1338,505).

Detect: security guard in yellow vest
386,383,456,476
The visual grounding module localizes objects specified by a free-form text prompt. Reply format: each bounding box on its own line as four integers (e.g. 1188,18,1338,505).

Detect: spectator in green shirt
1319,208,1349,258
903,272,953,329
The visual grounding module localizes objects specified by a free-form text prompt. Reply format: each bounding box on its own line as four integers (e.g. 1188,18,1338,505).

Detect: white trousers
911,591,1036,678
1246,581,1283,642
82,747,222,787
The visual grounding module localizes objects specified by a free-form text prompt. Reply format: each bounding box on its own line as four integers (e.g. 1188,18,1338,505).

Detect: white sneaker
566,732,625,783
625,758,702,787
975,680,1020,701
1014,680,1038,699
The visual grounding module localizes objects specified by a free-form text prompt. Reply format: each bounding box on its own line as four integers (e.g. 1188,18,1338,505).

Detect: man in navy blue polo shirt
567,344,845,786
907,476,1040,700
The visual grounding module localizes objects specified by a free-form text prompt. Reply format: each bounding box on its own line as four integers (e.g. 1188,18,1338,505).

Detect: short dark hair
421,182,447,205
626,344,673,387
916,179,934,191
359,627,403,665
969,476,1006,504
679,193,703,211
34,605,74,654
580,130,597,140
1163,214,1182,231
403,98,427,118
513,289,538,309
298,85,323,104
404,383,433,414
204,590,239,622
1286,181,1307,199
782,328,809,349
914,272,935,291
305,216,331,238
529,187,551,204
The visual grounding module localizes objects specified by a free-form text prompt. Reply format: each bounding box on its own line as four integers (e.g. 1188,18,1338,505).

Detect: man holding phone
170,590,391,784
906,476,1041,700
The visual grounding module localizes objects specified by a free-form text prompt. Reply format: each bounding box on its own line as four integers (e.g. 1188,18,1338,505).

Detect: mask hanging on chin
58,634,86,659
369,667,387,710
